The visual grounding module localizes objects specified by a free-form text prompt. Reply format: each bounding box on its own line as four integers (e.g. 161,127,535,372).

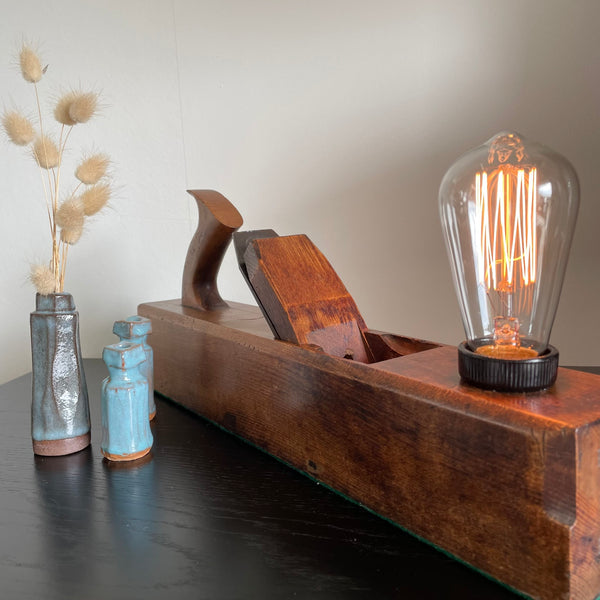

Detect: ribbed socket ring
458,342,559,393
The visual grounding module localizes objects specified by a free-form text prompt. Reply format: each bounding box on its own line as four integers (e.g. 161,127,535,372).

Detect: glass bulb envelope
439,132,579,391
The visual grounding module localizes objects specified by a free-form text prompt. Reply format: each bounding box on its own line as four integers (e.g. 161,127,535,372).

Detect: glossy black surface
4,360,590,600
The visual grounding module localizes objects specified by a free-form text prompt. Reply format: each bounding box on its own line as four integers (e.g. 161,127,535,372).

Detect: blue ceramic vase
30,293,91,456
101,342,153,462
113,316,156,420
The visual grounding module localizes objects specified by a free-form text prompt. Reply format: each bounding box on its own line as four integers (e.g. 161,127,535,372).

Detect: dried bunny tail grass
2,110,35,145
81,183,110,216
55,91,99,125
19,44,43,83
55,197,84,229
76,153,109,184
32,135,59,169
60,224,83,245
54,91,77,125
68,92,98,124
30,263,56,295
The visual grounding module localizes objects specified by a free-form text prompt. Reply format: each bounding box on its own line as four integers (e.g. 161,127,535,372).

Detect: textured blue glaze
30,293,90,443
101,342,153,460
113,316,155,418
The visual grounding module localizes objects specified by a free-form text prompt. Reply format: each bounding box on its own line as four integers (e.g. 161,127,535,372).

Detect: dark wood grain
233,229,280,338
0,360,529,600
181,189,243,310
139,298,600,600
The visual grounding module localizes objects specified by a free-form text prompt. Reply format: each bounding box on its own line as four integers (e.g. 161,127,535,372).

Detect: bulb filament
474,166,539,357
475,167,537,292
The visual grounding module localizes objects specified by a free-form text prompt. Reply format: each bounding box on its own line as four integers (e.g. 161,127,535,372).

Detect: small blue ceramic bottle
113,316,156,420
101,342,153,462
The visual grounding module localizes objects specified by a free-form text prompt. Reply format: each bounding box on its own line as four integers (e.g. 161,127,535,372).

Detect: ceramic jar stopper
30,292,91,456
101,342,153,462
113,316,156,420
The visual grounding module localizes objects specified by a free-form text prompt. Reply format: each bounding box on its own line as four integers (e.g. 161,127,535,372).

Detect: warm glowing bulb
439,132,579,391
472,138,540,358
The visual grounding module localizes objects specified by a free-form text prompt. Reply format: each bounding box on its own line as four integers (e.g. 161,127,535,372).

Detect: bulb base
458,342,559,393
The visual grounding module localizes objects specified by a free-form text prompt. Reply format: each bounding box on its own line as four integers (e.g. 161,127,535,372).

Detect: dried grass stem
4,43,112,294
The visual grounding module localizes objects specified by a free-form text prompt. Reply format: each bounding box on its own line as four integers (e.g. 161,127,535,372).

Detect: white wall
0,0,190,383
1,0,599,383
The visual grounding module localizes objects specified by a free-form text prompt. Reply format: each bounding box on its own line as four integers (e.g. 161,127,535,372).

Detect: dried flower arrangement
2,43,112,295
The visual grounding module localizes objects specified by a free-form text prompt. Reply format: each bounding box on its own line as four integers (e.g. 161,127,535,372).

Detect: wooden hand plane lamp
139,179,599,599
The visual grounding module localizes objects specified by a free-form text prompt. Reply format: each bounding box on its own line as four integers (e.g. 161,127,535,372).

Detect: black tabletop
5,360,590,600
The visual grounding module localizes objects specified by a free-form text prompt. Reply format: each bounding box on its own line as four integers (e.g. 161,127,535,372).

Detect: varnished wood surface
139,299,600,600
244,234,372,362
181,190,243,311
375,345,600,427
0,359,543,600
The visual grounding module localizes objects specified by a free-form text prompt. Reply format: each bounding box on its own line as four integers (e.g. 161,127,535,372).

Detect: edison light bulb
439,132,579,392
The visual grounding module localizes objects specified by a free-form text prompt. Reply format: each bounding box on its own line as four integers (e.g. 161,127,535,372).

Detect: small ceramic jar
101,342,153,462
113,316,156,420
